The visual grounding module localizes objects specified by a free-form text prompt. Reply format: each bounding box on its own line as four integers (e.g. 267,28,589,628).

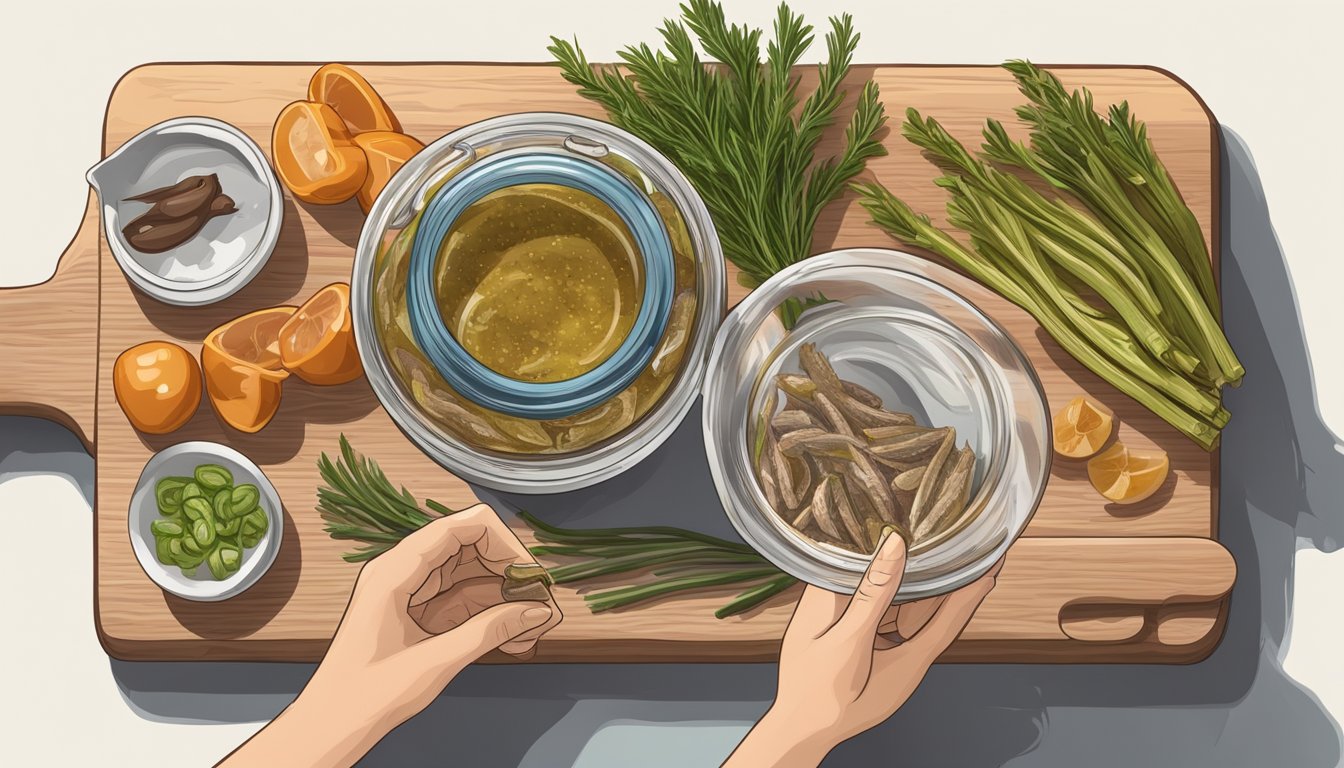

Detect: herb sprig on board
318,437,797,618
549,0,886,288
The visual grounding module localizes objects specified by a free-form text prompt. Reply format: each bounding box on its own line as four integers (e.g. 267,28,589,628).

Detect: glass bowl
702,248,1050,600
352,113,724,493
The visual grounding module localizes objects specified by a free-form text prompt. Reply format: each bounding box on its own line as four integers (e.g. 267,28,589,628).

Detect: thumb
418,602,554,667
838,527,907,637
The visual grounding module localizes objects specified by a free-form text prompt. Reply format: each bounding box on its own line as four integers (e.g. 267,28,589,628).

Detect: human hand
219,504,561,768
725,530,1002,767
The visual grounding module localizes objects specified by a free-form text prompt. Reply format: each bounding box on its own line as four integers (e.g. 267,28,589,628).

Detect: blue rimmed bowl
352,113,724,493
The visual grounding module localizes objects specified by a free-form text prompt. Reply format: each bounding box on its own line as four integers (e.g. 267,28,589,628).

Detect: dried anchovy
771,409,815,434
776,373,817,400
835,395,916,430
799,343,845,392
502,562,555,603
777,428,866,458
868,428,948,460
891,465,926,493
869,453,922,473
809,476,843,540
864,424,933,441
843,463,899,526
909,427,956,529
755,344,983,554
791,503,813,529
812,391,854,437
768,429,807,511
842,380,883,409
913,447,976,541
829,476,868,549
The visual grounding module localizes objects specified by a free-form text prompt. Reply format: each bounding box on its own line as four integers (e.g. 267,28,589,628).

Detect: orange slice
353,131,425,214
307,63,401,134
279,283,363,385
1052,395,1114,458
272,101,368,205
113,341,202,434
202,307,295,433
1087,442,1169,504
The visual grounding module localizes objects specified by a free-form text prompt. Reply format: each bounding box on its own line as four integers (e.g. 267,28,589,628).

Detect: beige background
0,0,1340,765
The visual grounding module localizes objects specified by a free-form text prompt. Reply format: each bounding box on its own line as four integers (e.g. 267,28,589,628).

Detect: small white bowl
88,117,283,306
128,441,284,601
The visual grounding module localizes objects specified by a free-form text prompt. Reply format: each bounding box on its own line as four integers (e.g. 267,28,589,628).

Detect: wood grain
7,63,1236,662
0,192,100,449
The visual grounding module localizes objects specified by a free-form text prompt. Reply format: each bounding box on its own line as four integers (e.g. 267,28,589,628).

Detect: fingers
895,595,947,639
787,585,849,639
837,529,907,636
362,504,534,597
424,600,555,664
498,601,564,657
900,559,1002,662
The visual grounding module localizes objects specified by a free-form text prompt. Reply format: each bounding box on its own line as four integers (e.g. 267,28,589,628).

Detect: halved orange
1087,442,1169,504
272,100,368,205
202,307,295,433
353,131,424,214
279,283,363,385
307,63,401,134
1052,395,1114,458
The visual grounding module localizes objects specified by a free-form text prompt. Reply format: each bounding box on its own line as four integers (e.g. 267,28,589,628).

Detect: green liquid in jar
433,183,644,383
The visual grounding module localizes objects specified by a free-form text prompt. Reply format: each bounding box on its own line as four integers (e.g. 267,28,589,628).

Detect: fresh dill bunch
549,0,886,287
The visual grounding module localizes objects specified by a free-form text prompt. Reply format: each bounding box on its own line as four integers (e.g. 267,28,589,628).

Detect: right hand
725,530,1002,767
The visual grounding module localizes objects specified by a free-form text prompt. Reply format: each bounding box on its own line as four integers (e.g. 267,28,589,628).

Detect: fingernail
878,525,905,554
521,605,552,626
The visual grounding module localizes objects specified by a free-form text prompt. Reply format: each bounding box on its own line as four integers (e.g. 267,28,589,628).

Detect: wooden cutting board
0,63,1233,663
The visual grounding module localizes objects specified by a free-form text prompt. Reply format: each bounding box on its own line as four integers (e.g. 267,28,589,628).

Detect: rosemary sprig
548,0,886,288
316,437,798,616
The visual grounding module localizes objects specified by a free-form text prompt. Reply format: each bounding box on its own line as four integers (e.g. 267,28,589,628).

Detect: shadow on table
98,129,1344,767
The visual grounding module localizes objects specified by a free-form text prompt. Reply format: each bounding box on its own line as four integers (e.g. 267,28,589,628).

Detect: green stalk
854,184,1221,449
716,574,801,618
319,439,796,616
994,61,1240,384
585,568,781,613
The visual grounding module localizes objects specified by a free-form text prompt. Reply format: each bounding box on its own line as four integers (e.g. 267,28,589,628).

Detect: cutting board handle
0,191,100,452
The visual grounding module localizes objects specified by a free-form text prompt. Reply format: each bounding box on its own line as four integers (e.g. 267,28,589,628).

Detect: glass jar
353,113,724,493
702,248,1050,600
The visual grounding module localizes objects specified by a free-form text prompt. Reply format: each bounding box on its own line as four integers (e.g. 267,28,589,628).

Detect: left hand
311,504,563,725
219,504,561,768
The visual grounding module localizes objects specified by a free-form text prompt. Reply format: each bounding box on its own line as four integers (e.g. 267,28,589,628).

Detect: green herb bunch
317,436,796,618
856,61,1241,449
549,0,886,288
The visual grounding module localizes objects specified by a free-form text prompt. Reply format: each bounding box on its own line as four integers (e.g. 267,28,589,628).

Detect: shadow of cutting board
0,63,1233,662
